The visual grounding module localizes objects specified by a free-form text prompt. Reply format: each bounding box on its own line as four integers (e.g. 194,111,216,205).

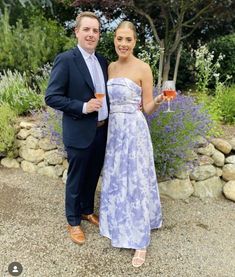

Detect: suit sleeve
45,53,84,119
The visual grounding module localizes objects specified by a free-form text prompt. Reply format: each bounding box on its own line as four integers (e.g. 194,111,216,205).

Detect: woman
99,21,163,267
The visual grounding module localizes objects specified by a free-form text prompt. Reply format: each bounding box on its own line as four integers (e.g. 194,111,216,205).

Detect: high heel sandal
132,249,147,267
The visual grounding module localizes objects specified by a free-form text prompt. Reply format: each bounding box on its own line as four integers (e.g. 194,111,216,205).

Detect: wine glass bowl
95,93,105,100
162,80,176,112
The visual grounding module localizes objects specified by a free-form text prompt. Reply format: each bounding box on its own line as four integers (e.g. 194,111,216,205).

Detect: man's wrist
82,102,88,114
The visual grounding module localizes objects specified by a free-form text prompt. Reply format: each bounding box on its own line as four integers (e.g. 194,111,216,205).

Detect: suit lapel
72,47,94,91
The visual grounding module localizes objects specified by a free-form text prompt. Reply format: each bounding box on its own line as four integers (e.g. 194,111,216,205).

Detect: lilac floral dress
100,77,162,249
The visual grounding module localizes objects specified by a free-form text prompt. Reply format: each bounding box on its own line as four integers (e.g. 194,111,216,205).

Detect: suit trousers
65,124,107,226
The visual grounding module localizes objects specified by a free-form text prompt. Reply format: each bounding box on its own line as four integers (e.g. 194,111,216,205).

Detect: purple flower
145,88,213,177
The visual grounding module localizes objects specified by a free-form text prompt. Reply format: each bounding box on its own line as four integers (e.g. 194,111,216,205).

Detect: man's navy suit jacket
45,47,108,149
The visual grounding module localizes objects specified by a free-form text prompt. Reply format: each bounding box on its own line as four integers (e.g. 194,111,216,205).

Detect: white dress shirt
77,45,108,121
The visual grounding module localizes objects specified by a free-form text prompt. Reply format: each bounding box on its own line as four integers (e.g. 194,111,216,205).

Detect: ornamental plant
146,89,214,178
0,70,44,115
0,103,17,158
40,107,64,153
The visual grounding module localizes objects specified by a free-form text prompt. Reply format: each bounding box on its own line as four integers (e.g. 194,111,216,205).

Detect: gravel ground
0,167,235,277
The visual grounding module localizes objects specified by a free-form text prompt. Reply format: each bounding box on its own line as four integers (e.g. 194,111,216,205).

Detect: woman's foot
132,249,147,267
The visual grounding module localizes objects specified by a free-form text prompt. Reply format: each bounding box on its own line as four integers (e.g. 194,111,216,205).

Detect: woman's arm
141,63,164,115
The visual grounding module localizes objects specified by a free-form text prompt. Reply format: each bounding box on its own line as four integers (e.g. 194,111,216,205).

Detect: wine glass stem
167,100,171,112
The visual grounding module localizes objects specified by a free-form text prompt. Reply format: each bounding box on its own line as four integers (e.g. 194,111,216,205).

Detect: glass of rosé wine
94,83,105,107
162,80,177,112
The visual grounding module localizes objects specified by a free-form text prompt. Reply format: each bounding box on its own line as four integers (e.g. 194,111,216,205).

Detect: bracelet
154,97,163,106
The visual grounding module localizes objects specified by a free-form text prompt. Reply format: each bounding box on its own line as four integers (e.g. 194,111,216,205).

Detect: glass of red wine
162,80,177,112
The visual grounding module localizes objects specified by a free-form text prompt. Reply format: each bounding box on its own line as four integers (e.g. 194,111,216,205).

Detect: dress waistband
110,103,139,114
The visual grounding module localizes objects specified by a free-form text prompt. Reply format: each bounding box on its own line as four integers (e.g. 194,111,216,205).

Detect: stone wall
1,120,235,202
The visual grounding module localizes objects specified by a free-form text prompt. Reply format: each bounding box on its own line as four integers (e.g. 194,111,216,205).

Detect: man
45,11,108,244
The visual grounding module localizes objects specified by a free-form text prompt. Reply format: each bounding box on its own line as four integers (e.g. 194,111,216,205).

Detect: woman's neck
117,54,135,64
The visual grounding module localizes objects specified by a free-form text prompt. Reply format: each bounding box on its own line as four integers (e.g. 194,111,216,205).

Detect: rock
19,147,44,164
229,138,235,150
222,164,235,181
198,155,214,165
17,129,31,140
54,165,64,177
44,150,63,165
189,165,217,181
37,166,59,179
193,176,223,198
211,149,225,167
159,178,194,199
196,143,215,156
30,128,43,139
194,136,208,148
62,169,67,184
62,159,69,169
174,170,189,179
211,138,232,154
1,158,20,168
25,135,39,149
15,139,26,148
216,168,223,177
19,121,36,129
21,160,37,173
223,180,235,202
38,137,57,151
225,155,235,164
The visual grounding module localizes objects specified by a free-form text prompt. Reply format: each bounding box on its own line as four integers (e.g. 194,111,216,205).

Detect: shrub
146,90,214,178
218,85,235,124
0,103,17,157
0,70,44,115
0,9,71,74
209,34,235,83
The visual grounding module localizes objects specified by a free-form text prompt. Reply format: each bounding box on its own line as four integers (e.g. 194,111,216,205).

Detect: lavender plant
41,107,64,153
146,89,213,178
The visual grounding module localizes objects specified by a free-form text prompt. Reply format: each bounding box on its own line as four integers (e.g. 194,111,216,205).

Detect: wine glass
162,80,177,112
94,83,105,101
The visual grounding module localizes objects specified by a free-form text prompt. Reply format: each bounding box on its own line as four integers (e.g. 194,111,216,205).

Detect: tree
70,0,235,84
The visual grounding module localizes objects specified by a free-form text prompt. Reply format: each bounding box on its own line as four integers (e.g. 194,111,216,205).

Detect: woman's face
114,28,136,58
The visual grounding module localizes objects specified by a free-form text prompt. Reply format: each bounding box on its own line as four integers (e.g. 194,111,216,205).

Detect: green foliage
0,103,17,157
0,9,71,74
33,63,52,94
209,34,235,83
220,85,235,124
137,41,160,85
0,70,44,115
196,84,235,125
96,31,116,62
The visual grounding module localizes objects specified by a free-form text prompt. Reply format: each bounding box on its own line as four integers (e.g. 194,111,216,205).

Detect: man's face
75,17,100,54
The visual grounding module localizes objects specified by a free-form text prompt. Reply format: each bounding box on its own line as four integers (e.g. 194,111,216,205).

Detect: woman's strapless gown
99,77,162,249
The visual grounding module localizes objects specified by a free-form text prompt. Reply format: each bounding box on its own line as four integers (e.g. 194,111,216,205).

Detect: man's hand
86,98,103,113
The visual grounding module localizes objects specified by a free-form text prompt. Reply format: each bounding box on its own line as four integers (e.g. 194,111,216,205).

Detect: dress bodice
107,77,142,113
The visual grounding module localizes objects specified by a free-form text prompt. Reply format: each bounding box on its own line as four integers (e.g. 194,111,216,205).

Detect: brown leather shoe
81,214,99,227
67,225,85,244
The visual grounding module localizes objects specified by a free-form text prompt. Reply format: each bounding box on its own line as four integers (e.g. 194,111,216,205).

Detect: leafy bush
0,103,17,157
0,70,44,115
146,91,214,177
137,40,160,85
216,85,235,124
209,34,235,83
33,63,52,94
0,9,71,74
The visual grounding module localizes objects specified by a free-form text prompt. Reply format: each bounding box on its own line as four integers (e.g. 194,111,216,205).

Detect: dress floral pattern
100,77,162,249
